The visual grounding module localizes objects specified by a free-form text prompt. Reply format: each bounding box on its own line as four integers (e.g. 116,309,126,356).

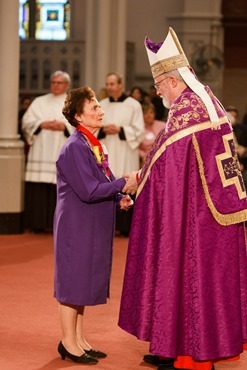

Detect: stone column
0,0,25,233
85,0,127,94
112,0,127,80
84,0,96,88
94,0,112,92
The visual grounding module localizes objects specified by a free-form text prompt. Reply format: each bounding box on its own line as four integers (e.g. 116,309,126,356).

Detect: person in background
242,111,247,126
18,95,33,160
22,70,73,233
54,86,133,364
149,84,168,121
129,85,145,105
226,105,247,147
119,27,247,370
226,106,247,189
142,91,152,105
18,95,33,124
139,103,166,165
98,72,145,237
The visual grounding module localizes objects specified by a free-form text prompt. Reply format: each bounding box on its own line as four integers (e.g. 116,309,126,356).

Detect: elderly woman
53,86,132,364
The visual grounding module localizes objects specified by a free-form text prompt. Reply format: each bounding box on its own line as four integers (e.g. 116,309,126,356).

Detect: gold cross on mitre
216,133,246,199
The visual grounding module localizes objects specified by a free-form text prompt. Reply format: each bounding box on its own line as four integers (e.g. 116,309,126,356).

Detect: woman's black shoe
84,348,107,358
58,341,98,364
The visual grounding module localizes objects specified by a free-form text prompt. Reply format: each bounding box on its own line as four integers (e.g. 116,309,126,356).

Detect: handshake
122,171,139,195
119,171,139,211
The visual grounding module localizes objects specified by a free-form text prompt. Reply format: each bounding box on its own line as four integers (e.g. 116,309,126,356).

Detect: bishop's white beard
162,96,170,109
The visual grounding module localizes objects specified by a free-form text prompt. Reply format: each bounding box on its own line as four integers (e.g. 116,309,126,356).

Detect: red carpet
1,233,247,369
0,233,149,370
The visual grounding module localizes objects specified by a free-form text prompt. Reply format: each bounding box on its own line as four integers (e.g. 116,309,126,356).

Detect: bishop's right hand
122,172,138,195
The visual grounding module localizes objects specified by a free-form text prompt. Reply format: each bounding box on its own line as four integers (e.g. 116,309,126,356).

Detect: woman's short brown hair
142,103,156,114
62,86,96,127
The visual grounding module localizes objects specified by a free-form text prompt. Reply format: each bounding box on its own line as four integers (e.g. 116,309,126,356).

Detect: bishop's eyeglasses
154,76,170,90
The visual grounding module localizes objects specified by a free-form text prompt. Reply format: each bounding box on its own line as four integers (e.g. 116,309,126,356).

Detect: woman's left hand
120,195,134,211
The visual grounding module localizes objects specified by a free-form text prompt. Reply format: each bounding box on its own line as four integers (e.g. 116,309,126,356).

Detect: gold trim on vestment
192,134,247,225
151,55,188,78
215,133,246,200
136,117,227,198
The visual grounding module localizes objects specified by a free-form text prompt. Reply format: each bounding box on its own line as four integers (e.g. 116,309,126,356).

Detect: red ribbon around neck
76,124,111,177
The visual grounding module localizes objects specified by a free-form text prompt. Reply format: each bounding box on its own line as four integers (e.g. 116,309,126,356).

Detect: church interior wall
126,0,169,88
69,0,86,40
18,0,247,119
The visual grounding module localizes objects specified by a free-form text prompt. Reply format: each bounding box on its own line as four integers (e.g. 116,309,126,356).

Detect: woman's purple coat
53,130,125,306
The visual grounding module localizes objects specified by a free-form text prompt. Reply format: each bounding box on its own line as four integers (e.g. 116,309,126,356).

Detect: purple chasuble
118,87,247,361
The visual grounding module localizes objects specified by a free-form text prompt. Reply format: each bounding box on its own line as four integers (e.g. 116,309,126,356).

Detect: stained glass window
19,0,29,39
19,0,70,40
